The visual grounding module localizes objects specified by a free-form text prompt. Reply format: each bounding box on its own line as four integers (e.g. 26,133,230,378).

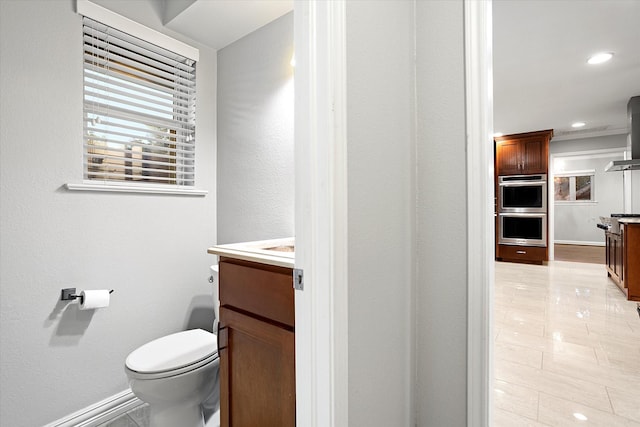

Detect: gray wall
216,13,294,244
416,1,468,425
553,151,625,244
345,1,415,424
0,1,217,425
551,134,628,244
344,1,469,425
550,133,627,154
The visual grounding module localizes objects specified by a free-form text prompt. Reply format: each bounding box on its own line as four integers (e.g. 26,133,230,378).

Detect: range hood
606,96,640,172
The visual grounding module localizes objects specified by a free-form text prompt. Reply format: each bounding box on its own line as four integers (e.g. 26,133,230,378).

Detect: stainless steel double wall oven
498,174,547,247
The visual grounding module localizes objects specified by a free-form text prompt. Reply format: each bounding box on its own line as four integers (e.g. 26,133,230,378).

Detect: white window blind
83,17,196,187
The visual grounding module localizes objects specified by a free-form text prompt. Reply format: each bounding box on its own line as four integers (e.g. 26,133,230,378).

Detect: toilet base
149,403,204,427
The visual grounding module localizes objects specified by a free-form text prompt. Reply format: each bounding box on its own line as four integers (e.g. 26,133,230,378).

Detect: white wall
415,1,468,425
216,13,294,244
345,2,415,425
0,1,217,425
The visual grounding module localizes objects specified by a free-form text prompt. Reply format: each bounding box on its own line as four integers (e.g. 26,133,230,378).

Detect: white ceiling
164,0,293,50
107,0,639,142
493,0,640,141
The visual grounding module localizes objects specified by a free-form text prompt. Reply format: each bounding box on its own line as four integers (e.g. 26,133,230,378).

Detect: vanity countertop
207,237,295,268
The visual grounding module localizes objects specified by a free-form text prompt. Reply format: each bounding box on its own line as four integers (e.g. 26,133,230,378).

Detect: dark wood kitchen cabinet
606,231,623,280
606,221,640,301
495,129,553,175
218,258,295,427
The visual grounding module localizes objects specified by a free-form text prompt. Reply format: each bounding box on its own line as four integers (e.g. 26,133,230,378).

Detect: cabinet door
624,224,640,301
521,137,547,173
606,233,615,272
219,307,295,427
614,233,623,280
496,139,522,175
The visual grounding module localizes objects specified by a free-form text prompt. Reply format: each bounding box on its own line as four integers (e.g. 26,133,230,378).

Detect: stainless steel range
597,214,640,234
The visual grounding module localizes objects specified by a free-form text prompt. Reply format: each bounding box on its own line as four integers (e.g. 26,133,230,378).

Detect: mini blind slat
84,100,193,129
83,159,195,177
82,20,195,73
82,116,192,143
83,132,195,151
82,34,195,78
84,64,194,100
87,150,195,169
84,71,194,106
83,17,196,187
83,128,193,150
83,52,195,92
85,88,193,121
82,45,196,89
83,170,193,184
83,103,194,132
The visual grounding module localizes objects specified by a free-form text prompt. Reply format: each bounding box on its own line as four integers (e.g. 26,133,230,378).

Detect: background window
83,18,196,187
554,172,595,202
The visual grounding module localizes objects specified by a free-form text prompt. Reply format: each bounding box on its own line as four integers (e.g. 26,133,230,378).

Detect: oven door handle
499,212,546,217
498,181,546,186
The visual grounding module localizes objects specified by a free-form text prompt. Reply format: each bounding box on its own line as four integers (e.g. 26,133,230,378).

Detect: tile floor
97,404,149,427
101,260,638,426
494,260,640,426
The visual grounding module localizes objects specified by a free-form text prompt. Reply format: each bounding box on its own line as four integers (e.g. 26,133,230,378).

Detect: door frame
464,1,494,426
293,1,349,426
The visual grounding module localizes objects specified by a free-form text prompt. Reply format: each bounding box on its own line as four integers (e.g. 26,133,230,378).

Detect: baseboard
554,240,605,247
44,389,143,427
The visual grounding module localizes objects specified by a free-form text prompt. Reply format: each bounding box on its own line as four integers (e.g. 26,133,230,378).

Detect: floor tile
493,379,539,420
493,407,550,427
494,260,640,425
537,392,640,427
607,386,640,423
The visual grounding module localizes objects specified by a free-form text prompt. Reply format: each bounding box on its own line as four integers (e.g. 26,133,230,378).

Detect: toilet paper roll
79,290,110,310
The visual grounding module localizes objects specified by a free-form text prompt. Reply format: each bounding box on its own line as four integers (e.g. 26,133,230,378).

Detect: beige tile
495,341,543,369
607,386,640,423
497,330,599,364
494,259,640,424
493,407,550,427
496,316,545,337
537,392,640,427
493,379,539,420
542,351,640,393
495,358,611,412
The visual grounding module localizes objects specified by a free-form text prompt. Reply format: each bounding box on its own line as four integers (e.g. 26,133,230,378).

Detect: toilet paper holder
61,288,114,304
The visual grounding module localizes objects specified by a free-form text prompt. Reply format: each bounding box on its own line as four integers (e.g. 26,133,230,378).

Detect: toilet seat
125,329,218,380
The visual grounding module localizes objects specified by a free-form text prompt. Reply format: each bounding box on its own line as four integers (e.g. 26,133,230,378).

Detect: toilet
124,266,221,427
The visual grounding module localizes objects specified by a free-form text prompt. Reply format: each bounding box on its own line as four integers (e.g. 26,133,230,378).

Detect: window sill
65,182,208,196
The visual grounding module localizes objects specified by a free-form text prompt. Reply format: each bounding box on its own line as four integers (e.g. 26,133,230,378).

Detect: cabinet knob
516,250,526,254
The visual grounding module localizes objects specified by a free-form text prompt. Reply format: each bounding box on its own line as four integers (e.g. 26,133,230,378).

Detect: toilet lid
125,329,217,374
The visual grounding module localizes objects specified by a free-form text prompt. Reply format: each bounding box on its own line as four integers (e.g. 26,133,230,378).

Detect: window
554,171,595,202
83,17,196,188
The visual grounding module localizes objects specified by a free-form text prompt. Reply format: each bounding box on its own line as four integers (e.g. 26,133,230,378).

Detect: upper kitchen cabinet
495,129,553,175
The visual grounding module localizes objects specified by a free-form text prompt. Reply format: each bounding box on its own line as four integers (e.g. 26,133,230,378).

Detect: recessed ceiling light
572,122,586,128
587,52,613,65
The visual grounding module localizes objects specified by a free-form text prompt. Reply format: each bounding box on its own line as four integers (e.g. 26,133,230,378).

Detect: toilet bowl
124,266,221,427
125,329,219,427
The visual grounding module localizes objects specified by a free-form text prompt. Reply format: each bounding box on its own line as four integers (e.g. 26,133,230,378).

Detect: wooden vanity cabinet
495,129,552,175
218,258,295,427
